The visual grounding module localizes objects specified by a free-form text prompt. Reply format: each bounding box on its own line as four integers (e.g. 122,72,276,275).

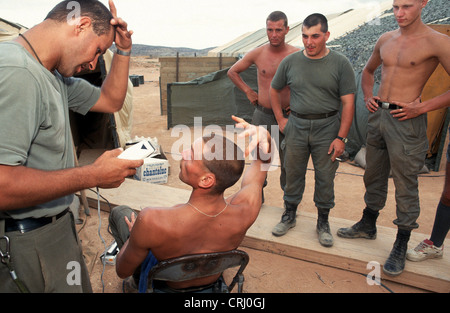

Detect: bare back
376,26,450,103
134,192,261,289
143,202,254,259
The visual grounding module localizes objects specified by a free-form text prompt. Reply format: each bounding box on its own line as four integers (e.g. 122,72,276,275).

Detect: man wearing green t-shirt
0,1,143,293
270,13,356,247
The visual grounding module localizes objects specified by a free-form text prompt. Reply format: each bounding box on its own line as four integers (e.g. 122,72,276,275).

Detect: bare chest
255,51,289,80
380,35,438,71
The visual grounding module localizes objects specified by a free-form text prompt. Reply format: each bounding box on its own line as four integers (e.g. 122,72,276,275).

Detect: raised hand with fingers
232,115,272,163
109,0,133,52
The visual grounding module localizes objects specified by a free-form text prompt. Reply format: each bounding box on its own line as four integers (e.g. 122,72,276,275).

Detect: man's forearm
338,95,355,138
228,69,258,104
228,70,251,94
99,52,131,112
420,91,450,114
270,87,284,121
0,165,97,211
0,149,143,211
361,69,375,101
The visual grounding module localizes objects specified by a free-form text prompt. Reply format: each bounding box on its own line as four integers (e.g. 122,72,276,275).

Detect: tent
167,65,256,129
0,17,27,42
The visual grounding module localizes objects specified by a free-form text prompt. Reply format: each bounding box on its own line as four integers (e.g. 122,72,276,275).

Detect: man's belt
255,104,274,115
290,110,338,120
255,104,290,117
375,99,401,110
4,208,69,233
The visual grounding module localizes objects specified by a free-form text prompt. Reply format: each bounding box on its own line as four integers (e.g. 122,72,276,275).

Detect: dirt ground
77,56,448,294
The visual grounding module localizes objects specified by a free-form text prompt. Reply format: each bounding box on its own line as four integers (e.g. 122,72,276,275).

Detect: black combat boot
383,229,411,276
317,208,333,247
337,207,379,239
272,201,297,236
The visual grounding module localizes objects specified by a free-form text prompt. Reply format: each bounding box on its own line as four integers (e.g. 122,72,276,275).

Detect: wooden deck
243,205,450,293
84,178,450,293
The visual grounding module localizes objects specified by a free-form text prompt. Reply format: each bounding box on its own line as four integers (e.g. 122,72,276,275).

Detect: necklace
187,201,229,218
19,33,44,66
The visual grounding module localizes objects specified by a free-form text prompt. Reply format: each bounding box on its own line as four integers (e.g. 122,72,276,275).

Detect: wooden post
176,52,179,82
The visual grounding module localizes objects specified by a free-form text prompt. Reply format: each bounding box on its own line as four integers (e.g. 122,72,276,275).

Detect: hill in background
127,44,215,58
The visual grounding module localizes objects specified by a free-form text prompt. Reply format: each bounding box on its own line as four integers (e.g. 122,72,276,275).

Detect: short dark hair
202,134,245,195
45,0,113,36
303,13,328,33
267,11,288,28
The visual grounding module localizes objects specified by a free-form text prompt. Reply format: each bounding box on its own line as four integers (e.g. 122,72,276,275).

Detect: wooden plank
178,61,235,68
159,56,236,64
84,178,191,212
162,67,231,75
160,65,236,73
242,205,450,293
84,178,450,293
161,64,236,70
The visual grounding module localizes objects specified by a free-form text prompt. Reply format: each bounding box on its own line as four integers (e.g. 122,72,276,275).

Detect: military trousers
283,113,340,209
363,108,428,230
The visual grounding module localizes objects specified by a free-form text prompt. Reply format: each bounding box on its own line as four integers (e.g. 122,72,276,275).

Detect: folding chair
146,249,249,293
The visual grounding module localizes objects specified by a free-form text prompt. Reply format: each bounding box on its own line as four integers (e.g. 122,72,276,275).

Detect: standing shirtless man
337,0,450,276
228,11,299,194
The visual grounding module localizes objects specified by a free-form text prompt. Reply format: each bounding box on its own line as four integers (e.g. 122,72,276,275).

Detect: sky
1,0,388,49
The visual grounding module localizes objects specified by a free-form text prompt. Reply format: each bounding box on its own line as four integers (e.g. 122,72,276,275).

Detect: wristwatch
116,48,131,56
337,136,348,143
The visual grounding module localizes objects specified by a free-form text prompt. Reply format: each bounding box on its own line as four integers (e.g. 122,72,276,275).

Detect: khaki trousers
363,109,428,230
0,212,92,293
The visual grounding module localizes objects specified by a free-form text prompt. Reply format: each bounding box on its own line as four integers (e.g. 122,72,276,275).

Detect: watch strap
116,49,131,56
337,136,348,143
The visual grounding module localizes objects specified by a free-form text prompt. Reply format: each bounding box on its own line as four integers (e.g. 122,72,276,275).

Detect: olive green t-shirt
0,42,100,219
271,50,356,115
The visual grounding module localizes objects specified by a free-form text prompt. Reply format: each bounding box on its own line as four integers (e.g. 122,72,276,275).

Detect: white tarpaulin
0,17,27,42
